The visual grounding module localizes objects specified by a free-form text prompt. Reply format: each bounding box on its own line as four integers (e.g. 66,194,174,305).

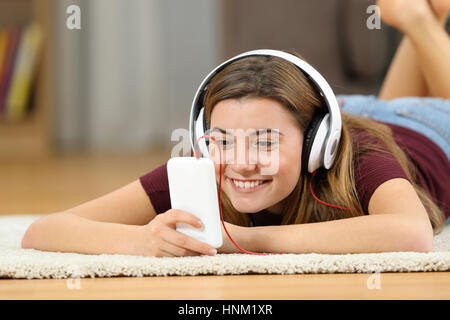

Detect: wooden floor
1,150,449,300
0,149,171,214
1,273,449,299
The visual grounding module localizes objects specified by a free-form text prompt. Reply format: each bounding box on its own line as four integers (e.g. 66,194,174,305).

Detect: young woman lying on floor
21,0,450,257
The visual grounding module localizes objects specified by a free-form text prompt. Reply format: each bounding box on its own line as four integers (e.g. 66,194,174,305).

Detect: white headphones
189,49,342,173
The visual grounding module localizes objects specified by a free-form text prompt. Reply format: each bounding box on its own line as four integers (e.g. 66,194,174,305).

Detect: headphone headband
189,49,342,170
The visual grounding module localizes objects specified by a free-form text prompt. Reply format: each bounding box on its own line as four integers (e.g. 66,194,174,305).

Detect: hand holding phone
139,209,218,257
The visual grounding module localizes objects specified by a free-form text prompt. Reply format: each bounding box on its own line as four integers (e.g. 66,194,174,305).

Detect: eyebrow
210,127,284,136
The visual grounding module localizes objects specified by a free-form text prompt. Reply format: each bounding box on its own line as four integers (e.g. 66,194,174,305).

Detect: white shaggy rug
1,215,449,279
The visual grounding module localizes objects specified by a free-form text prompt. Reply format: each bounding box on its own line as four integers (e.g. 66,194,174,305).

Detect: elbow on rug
409,237,434,253
21,220,39,249
401,224,434,253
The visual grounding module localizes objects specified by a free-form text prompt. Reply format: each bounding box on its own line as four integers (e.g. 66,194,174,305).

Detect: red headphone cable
309,170,350,211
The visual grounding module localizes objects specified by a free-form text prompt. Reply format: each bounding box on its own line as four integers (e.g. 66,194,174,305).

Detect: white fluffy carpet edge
0,215,449,279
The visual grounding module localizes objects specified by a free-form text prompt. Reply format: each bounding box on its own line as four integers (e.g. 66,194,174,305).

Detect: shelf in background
0,0,54,159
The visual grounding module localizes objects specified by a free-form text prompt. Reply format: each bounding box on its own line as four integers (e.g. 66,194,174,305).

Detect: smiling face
209,97,303,214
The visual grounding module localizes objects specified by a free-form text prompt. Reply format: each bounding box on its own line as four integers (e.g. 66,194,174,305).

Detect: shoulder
354,138,410,214
140,162,168,191
367,177,427,217
139,162,171,214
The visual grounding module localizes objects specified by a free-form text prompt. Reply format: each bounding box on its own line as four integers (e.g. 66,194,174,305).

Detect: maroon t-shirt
139,123,450,225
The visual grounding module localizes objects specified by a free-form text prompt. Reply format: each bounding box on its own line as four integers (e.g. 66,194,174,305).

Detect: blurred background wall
53,0,221,152
0,0,412,157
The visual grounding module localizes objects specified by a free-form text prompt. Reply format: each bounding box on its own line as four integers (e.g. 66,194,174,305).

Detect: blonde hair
203,50,445,234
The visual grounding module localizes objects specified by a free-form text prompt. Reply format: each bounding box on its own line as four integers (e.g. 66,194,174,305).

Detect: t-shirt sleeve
139,163,171,214
354,138,410,215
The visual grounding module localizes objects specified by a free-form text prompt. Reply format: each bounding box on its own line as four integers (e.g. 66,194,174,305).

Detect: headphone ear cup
195,107,209,157
302,111,327,173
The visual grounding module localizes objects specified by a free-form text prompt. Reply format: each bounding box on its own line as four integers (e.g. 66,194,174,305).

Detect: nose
230,162,257,174
229,138,258,173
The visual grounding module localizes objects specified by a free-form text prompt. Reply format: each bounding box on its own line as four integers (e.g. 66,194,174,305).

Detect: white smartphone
167,157,223,248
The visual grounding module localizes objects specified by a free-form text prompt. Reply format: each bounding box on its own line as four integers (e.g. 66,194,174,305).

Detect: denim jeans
337,95,450,159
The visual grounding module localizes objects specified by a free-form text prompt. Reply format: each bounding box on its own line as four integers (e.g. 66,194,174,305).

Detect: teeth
232,179,264,189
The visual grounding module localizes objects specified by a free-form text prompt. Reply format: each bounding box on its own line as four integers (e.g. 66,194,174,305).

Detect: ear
302,111,329,173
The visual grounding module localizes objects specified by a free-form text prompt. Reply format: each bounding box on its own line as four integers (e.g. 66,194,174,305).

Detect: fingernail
197,221,203,228
209,248,217,255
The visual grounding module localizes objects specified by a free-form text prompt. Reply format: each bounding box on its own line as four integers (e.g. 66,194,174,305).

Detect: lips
228,177,270,192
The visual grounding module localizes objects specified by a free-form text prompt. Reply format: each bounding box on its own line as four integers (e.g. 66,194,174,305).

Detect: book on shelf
0,22,43,123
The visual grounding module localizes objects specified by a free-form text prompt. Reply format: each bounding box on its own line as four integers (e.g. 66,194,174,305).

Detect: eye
257,140,272,148
254,139,278,150
216,139,233,148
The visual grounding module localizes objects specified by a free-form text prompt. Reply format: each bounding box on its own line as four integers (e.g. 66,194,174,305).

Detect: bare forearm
21,212,142,255
248,214,433,254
